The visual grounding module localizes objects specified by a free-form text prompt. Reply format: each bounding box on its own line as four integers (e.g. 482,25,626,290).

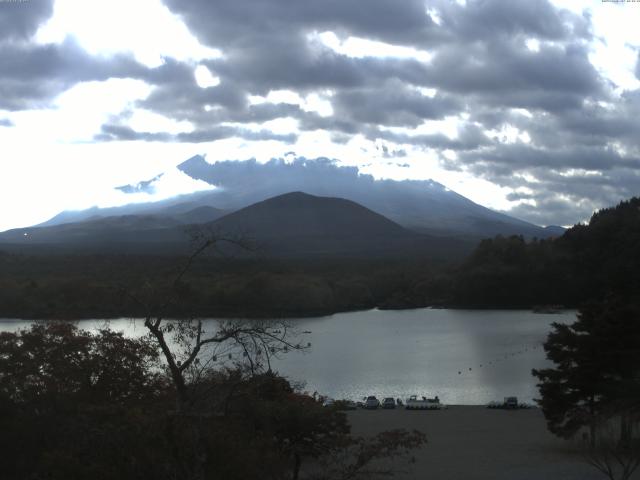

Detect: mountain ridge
0,191,472,258
26,155,562,241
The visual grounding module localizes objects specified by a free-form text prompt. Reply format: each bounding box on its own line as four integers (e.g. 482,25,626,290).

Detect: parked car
504,396,518,409
364,395,380,409
487,397,524,409
382,397,396,409
322,397,335,407
334,400,357,410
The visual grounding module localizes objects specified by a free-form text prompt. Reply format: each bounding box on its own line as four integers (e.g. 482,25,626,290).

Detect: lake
0,308,576,405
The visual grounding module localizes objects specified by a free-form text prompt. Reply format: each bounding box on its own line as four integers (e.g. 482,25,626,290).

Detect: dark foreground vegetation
1,197,640,319
0,322,426,480
533,298,640,480
528,199,640,479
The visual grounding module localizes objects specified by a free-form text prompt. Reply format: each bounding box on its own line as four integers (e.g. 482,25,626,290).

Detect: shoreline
0,306,576,322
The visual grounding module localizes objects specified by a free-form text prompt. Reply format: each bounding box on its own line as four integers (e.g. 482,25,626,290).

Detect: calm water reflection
0,308,575,405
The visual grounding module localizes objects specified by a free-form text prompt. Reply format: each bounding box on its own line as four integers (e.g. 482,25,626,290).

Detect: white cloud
129,109,194,134
249,90,334,117
550,0,640,92
311,31,433,62
194,65,221,88
525,38,540,52
36,0,222,67
9,79,152,143
485,124,531,144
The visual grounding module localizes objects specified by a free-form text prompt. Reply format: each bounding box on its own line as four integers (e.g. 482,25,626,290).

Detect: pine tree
533,296,640,444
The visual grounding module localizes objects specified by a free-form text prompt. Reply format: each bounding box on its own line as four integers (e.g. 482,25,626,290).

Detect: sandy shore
347,406,636,480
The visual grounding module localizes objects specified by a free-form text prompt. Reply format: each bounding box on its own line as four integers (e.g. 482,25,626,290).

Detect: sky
1,0,639,232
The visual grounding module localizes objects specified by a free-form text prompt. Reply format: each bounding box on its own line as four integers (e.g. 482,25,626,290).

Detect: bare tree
119,230,308,480
122,230,306,411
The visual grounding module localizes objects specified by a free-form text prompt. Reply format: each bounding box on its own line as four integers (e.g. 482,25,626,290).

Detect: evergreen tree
533,296,640,444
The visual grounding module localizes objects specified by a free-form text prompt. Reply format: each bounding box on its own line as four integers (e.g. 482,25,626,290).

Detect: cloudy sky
1,0,639,231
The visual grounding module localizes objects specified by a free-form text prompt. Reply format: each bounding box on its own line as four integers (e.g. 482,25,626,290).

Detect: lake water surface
0,308,576,405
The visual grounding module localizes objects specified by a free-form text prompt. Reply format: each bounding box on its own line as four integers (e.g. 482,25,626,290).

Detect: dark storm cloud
0,38,149,110
504,166,640,227
453,141,640,225
461,143,632,172
138,0,629,226
435,0,591,42
205,45,433,94
163,0,442,52
95,125,172,142
423,41,604,112
0,0,54,41
373,123,492,152
155,0,601,116
331,81,462,127
96,123,297,144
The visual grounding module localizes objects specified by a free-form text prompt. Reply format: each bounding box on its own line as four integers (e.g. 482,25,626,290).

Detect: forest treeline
1,197,639,318
451,197,640,308
0,253,454,319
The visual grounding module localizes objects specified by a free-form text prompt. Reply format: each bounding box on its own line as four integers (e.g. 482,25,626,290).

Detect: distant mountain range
0,155,564,257
0,192,471,258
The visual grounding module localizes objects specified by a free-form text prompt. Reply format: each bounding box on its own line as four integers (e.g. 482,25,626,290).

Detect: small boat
405,395,445,410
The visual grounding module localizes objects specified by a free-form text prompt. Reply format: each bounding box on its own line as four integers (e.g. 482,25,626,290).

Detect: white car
364,395,380,409
382,397,396,409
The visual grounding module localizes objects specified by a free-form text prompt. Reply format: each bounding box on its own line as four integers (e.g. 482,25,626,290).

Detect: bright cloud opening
36,0,222,67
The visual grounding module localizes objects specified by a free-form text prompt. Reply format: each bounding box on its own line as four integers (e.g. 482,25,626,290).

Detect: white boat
405,395,445,410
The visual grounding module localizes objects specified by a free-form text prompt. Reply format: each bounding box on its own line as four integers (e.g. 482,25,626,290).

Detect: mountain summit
210,191,408,239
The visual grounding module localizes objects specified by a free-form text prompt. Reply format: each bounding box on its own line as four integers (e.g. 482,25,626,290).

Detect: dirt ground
346,406,637,480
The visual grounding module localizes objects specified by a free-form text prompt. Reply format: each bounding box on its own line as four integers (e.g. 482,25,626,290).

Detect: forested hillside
450,198,640,307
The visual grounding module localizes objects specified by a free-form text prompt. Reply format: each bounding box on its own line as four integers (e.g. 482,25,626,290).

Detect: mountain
36,189,222,228
177,155,556,239
206,192,470,258
0,205,225,254
0,214,188,254
0,192,471,258
32,155,561,240
212,191,407,238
